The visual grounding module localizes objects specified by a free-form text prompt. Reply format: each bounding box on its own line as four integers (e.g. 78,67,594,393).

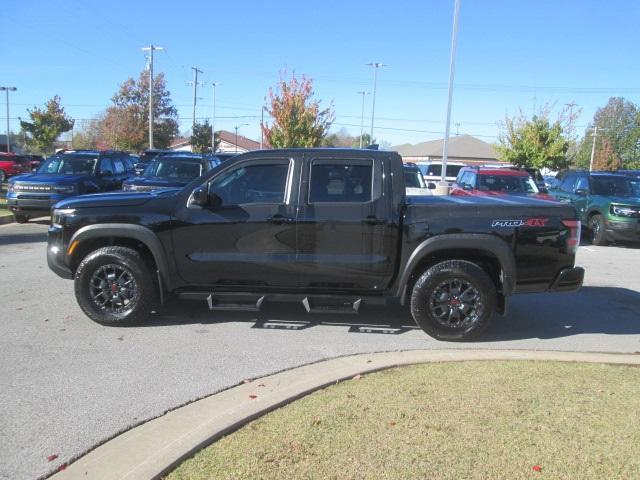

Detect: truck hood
602,195,640,205
9,173,91,185
53,189,178,209
124,177,190,189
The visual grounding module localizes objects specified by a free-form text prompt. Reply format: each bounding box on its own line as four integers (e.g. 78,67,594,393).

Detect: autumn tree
496,106,572,170
190,120,220,153
574,97,640,169
72,117,104,150
262,72,334,148
591,138,622,171
19,96,74,154
102,71,179,151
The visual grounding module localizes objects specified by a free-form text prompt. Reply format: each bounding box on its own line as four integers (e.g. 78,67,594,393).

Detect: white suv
417,161,466,186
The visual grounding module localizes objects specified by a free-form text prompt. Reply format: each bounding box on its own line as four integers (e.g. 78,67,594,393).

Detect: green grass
166,361,640,480
0,194,10,216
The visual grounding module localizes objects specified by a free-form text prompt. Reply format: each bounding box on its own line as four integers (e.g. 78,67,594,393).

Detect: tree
72,117,104,150
496,107,571,170
592,138,622,171
101,71,179,151
19,96,74,154
575,97,640,169
190,120,220,153
262,72,334,148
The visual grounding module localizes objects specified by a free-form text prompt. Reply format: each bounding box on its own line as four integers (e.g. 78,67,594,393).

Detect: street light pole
211,82,220,152
0,87,17,153
366,63,384,144
438,0,461,195
234,123,248,153
142,46,162,149
357,91,370,148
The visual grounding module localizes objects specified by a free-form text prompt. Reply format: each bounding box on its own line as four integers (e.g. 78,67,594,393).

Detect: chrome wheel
89,264,138,314
429,278,484,329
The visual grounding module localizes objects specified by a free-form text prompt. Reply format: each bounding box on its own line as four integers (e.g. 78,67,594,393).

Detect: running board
302,297,362,315
207,293,265,312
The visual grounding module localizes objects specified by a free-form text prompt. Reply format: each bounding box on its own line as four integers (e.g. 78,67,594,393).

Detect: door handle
362,216,384,226
266,214,294,225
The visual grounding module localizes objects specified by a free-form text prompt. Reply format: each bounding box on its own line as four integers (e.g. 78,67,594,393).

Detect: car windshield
404,169,426,188
144,158,203,179
592,176,640,197
420,164,463,178
478,174,539,193
37,154,97,175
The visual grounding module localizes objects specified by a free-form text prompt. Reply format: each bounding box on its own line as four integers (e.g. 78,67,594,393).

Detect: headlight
610,205,639,217
54,185,76,194
51,208,76,228
8,183,15,192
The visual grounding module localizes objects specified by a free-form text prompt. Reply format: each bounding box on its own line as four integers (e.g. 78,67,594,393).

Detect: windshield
478,174,539,193
144,158,203,179
404,169,426,188
592,176,640,197
419,164,464,178
37,154,97,175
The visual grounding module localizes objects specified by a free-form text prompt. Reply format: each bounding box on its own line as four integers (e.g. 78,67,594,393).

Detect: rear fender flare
395,233,516,301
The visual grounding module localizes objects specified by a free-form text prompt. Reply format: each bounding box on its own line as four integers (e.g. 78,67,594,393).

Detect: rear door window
309,160,376,203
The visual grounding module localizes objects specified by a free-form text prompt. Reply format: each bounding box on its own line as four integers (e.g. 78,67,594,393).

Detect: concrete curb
0,214,14,225
51,349,640,480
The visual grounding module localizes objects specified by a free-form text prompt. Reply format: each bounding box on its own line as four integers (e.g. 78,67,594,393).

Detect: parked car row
0,153,45,182
5,149,235,223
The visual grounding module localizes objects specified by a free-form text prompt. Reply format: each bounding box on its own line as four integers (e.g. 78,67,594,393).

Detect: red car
0,153,25,183
451,166,555,200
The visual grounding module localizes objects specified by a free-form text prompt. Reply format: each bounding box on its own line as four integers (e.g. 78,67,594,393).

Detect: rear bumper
548,267,584,292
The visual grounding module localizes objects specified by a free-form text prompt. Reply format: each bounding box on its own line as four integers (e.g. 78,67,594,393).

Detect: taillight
561,219,581,255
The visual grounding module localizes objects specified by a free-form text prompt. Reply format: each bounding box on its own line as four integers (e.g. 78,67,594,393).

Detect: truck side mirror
427,182,436,190
574,188,588,196
462,183,473,191
189,186,209,207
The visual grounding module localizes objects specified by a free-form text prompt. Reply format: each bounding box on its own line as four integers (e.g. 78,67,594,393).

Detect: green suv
550,171,640,245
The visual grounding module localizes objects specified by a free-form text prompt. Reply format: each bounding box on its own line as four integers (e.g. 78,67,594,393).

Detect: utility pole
142,45,163,149
357,91,370,148
589,125,598,172
191,66,204,133
234,124,248,153
1,86,17,153
211,82,220,152
439,0,461,195
260,105,265,149
366,63,384,143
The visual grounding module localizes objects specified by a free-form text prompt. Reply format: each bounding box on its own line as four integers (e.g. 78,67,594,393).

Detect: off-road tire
74,246,158,326
410,260,496,341
13,214,28,223
590,214,607,246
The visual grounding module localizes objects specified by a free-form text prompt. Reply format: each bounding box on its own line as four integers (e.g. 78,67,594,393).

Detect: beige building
393,134,503,166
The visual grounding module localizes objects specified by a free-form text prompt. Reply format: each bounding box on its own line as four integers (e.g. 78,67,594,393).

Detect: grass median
167,361,640,480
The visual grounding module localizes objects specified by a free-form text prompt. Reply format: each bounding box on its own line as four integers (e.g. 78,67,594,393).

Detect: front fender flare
395,233,516,300
68,223,172,290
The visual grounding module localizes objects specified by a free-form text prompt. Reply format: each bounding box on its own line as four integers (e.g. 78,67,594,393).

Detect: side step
302,297,362,315
207,293,265,312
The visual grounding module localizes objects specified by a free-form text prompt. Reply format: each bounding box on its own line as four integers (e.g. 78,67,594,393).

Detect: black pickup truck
47,148,584,340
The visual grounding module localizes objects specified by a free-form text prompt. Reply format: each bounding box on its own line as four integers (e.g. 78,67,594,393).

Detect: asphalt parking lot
1,220,639,479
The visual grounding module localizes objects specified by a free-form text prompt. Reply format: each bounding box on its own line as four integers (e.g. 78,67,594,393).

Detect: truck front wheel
410,260,496,341
74,246,158,325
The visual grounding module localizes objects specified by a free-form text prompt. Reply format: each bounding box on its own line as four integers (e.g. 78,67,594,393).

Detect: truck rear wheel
410,260,496,341
74,246,158,326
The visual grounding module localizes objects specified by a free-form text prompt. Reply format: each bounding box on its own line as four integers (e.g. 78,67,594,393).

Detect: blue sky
2,0,639,147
